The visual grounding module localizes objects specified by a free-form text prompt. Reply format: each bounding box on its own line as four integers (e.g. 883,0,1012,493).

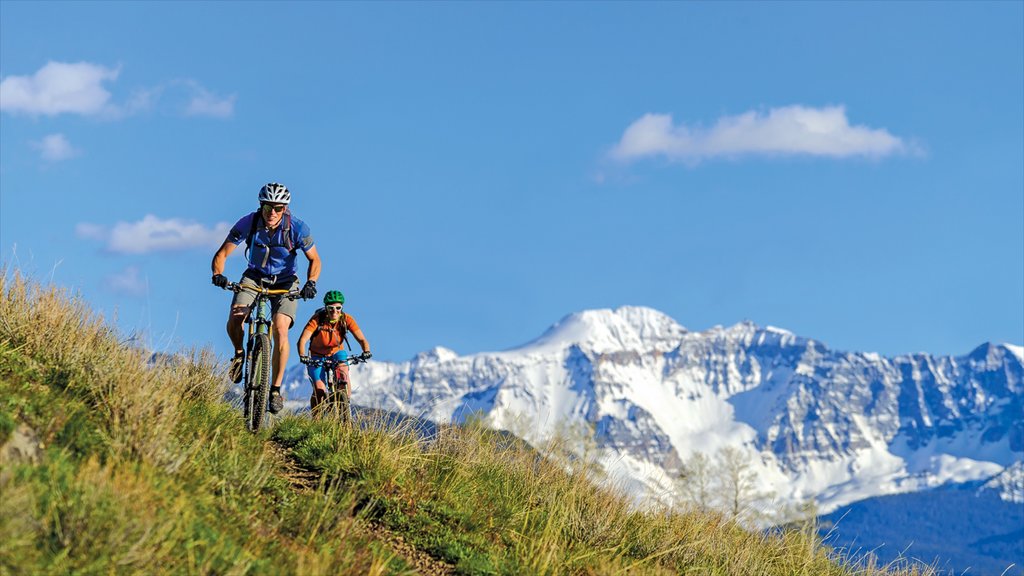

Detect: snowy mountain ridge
512,306,689,354
283,305,1023,518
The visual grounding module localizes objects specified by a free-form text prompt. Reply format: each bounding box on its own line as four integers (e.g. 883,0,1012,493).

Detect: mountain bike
221,281,303,432
300,354,368,424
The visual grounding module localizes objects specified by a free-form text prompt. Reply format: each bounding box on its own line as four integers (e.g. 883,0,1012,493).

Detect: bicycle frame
240,285,287,343
223,281,301,431
301,355,366,423
231,281,296,350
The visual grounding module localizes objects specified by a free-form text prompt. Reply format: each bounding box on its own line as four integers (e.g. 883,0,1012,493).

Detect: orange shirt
302,312,362,356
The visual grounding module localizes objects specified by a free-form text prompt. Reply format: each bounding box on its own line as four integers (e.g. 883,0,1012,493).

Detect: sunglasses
326,305,343,311
261,203,287,214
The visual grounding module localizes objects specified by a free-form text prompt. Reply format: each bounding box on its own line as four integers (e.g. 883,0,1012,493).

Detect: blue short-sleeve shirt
226,211,314,279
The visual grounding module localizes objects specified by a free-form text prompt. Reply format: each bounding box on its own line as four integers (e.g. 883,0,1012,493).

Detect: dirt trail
268,441,321,492
266,441,455,576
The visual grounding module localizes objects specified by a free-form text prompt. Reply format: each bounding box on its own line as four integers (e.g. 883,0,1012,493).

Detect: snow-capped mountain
283,306,1023,518
982,459,1024,504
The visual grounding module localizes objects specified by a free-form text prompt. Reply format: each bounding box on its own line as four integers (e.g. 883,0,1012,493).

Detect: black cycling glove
212,274,228,288
360,351,373,361
301,280,317,300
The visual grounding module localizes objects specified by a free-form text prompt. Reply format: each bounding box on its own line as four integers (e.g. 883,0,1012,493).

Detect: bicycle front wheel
247,333,272,432
328,389,351,426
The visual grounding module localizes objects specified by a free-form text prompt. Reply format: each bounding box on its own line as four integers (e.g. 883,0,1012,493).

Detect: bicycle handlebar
300,355,369,368
221,281,304,299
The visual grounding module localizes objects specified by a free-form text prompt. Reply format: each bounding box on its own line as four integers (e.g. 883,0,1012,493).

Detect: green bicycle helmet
323,290,345,306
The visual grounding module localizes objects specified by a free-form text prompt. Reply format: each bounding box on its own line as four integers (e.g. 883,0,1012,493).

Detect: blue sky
2,1,1022,362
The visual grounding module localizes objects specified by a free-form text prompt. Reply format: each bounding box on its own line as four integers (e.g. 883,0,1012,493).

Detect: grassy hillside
0,273,937,575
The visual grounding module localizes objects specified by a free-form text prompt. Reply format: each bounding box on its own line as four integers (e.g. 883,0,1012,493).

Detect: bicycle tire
242,352,251,421
247,333,272,432
328,389,351,425
322,366,350,425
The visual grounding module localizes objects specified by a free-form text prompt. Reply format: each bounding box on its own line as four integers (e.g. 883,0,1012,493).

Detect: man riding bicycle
297,290,371,414
211,182,321,414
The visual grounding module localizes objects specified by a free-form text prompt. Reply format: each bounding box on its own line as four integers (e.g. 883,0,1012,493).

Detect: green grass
0,272,400,575
270,406,938,575
0,271,938,575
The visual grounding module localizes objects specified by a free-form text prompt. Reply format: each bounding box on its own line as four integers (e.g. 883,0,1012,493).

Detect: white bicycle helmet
258,182,291,204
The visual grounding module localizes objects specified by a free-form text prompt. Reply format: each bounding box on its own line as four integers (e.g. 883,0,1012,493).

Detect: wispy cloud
609,105,918,164
1,61,236,119
31,133,81,161
75,222,107,241
122,86,161,116
183,80,236,118
76,215,231,254
0,61,121,117
106,266,148,296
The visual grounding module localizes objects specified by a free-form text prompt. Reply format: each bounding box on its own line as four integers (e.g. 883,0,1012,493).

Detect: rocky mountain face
283,306,1023,516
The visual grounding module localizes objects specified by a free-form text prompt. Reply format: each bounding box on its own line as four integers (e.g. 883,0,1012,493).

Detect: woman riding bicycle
296,290,371,414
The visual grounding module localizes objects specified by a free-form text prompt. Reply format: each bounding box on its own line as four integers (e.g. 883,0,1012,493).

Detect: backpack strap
314,308,349,349
244,209,297,263
342,312,353,351
243,210,260,261
284,211,294,253
316,307,330,326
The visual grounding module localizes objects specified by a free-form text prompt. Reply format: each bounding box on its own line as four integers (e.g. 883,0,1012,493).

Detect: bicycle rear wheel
247,333,272,432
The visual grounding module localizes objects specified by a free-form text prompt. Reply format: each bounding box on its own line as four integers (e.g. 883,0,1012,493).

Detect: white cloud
183,81,236,118
31,133,81,161
0,61,121,117
609,105,917,163
106,266,148,296
1,61,236,119
123,86,162,115
76,215,231,254
74,222,107,241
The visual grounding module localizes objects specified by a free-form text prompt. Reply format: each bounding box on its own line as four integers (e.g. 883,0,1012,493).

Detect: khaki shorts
231,275,301,327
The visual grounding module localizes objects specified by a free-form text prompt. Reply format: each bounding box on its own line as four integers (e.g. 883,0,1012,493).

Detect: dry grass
0,271,220,468
0,271,406,575
274,412,937,576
